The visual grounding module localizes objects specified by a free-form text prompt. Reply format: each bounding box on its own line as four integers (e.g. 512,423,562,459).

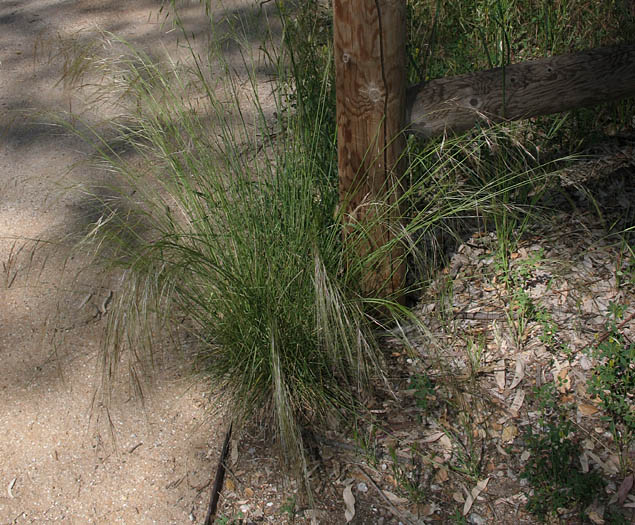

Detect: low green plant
214,513,243,525
443,417,484,480
412,372,436,412
59,0,595,498
280,496,297,519
586,306,634,474
615,243,634,288
450,508,468,524
352,420,381,466
516,248,545,280
522,383,605,521
388,445,427,504
604,506,631,525
506,286,535,348
494,247,555,349
464,335,486,379
535,308,557,348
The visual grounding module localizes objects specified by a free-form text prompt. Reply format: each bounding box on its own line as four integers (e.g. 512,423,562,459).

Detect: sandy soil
0,1,257,523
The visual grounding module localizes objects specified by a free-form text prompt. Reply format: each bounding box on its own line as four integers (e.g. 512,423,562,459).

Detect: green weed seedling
465,335,486,379
535,308,557,347
412,372,436,412
280,496,297,520
508,286,536,348
615,247,634,288
586,304,634,475
388,446,427,505
353,422,380,466
450,508,468,524
214,512,243,525
444,418,483,480
521,383,604,521
496,248,549,350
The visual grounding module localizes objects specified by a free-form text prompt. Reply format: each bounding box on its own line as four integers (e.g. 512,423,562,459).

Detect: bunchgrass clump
63,31,385,477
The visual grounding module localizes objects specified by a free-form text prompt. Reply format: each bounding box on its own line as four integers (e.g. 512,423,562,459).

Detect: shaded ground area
0,1,269,523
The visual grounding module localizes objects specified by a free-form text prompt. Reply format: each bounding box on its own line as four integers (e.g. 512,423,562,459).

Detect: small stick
128,442,143,454
203,422,233,525
356,466,418,525
454,310,506,321
578,311,635,353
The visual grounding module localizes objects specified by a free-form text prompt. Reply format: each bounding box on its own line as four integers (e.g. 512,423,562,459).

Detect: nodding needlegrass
58,28,386,482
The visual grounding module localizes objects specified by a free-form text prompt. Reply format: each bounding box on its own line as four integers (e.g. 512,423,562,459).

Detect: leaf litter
211,178,634,523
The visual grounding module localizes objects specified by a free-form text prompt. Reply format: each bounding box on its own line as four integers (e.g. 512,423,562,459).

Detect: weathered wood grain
334,0,407,299
406,45,635,138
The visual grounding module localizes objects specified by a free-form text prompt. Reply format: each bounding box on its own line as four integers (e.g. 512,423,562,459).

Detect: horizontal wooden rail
406,44,635,138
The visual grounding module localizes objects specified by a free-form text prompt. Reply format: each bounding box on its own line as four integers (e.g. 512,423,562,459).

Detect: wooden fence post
333,0,407,301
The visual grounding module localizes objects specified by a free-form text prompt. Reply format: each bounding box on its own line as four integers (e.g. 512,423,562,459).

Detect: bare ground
0,1,257,523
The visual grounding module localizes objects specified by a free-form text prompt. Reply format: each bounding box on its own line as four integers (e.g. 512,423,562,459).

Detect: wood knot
362,82,383,104
368,86,382,103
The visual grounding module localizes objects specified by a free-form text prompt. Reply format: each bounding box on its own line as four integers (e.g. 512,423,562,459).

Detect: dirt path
0,2,258,523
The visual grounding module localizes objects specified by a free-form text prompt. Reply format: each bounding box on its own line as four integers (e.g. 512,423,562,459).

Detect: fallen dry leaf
587,509,605,524
7,477,16,499
439,434,453,460
495,359,506,391
582,296,598,314
586,500,606,525
383,490,409,505
580,451,590,473
343,484,355,523
463,478,490,515
617,474,634,505
606,454,622,474
501,424,518,444
586,450,620,475
305,509,326,525
421,431,446,443
434,467,449,483
509,390,525,417
509,357,525,389
231,439,239,465
578,403,600,416
452,491,464,503
420,503,437,517
557,367,571,393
